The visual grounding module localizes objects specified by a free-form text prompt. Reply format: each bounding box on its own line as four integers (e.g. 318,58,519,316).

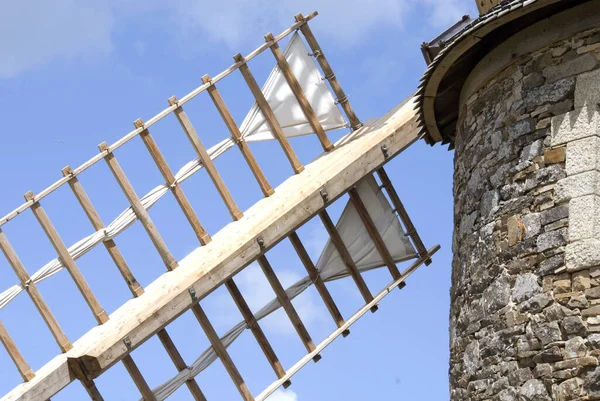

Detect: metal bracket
308,50,322,58
123,336,132,351
320,188,329,203
381,144,389,159
188,287,198,303
257,236,265,252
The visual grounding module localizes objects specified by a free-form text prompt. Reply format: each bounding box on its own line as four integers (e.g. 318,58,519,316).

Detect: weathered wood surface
1,96,420,401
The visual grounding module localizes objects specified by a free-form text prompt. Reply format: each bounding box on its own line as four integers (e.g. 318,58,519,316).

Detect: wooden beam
256,256,319,360
225,279,289,386
233,53,304,174
0,229,72,352
375,167,431,265
168,97,244,221
0,321,35,382
121,355,156,401
287,232,348,337
190,304,254,401
133,120,212,245
98,142,178,271
24,191,109,324
156,330,207,401
348,186,401,281
294,13,362,131
318,209,377,312
61,166,144,297
264,33,333,152
4,96,419,400
201,74,275,198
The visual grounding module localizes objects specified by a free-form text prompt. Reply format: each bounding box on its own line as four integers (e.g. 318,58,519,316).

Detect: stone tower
418,1,600,400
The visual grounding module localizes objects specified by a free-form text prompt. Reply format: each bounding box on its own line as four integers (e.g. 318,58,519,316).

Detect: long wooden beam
2,96,419,401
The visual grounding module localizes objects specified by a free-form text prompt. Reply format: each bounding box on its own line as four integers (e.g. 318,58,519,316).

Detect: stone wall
450,26,600,400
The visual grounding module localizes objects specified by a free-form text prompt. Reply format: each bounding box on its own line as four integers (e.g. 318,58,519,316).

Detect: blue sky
0,1,477,400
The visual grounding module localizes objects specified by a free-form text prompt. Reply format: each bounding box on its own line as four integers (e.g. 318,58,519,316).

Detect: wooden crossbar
61,167,144,297
191,303,254,401
0,321,34,382
295,13,362,131
318,209,377,312
201,74,275,198
134,120,212,244
233,53,304,174
256,256,320,361
98,142,178,271
375,167,431,265
24,191,109,324
0,12,318,230
121,355,156,401
348,186,401,281
168,97,244,221
264,33,333,152
225,279,290,387
0,230,72,352
156,329,208,401
287,231,348,336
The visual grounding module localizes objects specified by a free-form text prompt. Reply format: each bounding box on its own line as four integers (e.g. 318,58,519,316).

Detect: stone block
551,105,600,146
519,379,551,401
569,195,600,241
513,273,542,303
540,205,568,226
554,356,598,370
536,228,567,252
573,271,592,291
543,53,598,82
544,146,566,164
525,77,575,111
575,68,600,108
555,171,600,204
566,239,600,272
566,136,600,175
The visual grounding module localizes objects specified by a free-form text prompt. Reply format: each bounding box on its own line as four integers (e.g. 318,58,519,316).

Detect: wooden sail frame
0,12,437,401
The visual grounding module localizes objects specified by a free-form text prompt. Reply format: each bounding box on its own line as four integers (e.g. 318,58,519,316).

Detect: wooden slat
122,355,157,401
318,209,377,312
225,279,289,385
61,166,144,297
79,377,105,401
0,229,72,352
168,97,244,221
201,74,275,198
156,329,208,401
98,142,178,271
256,256,319,360
190,303,254,401
24,191,109,324
375,167,431,265
233,53,304,174
264,33,333,152
287,231,348,336
0,321,35,381
294,14,362,131
133,120,212,245
348,186,401,281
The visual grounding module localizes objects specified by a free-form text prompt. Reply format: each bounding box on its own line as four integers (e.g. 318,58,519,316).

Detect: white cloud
0,0,114,78
267,389,298,401
173,0,411,48
1,0,474,79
